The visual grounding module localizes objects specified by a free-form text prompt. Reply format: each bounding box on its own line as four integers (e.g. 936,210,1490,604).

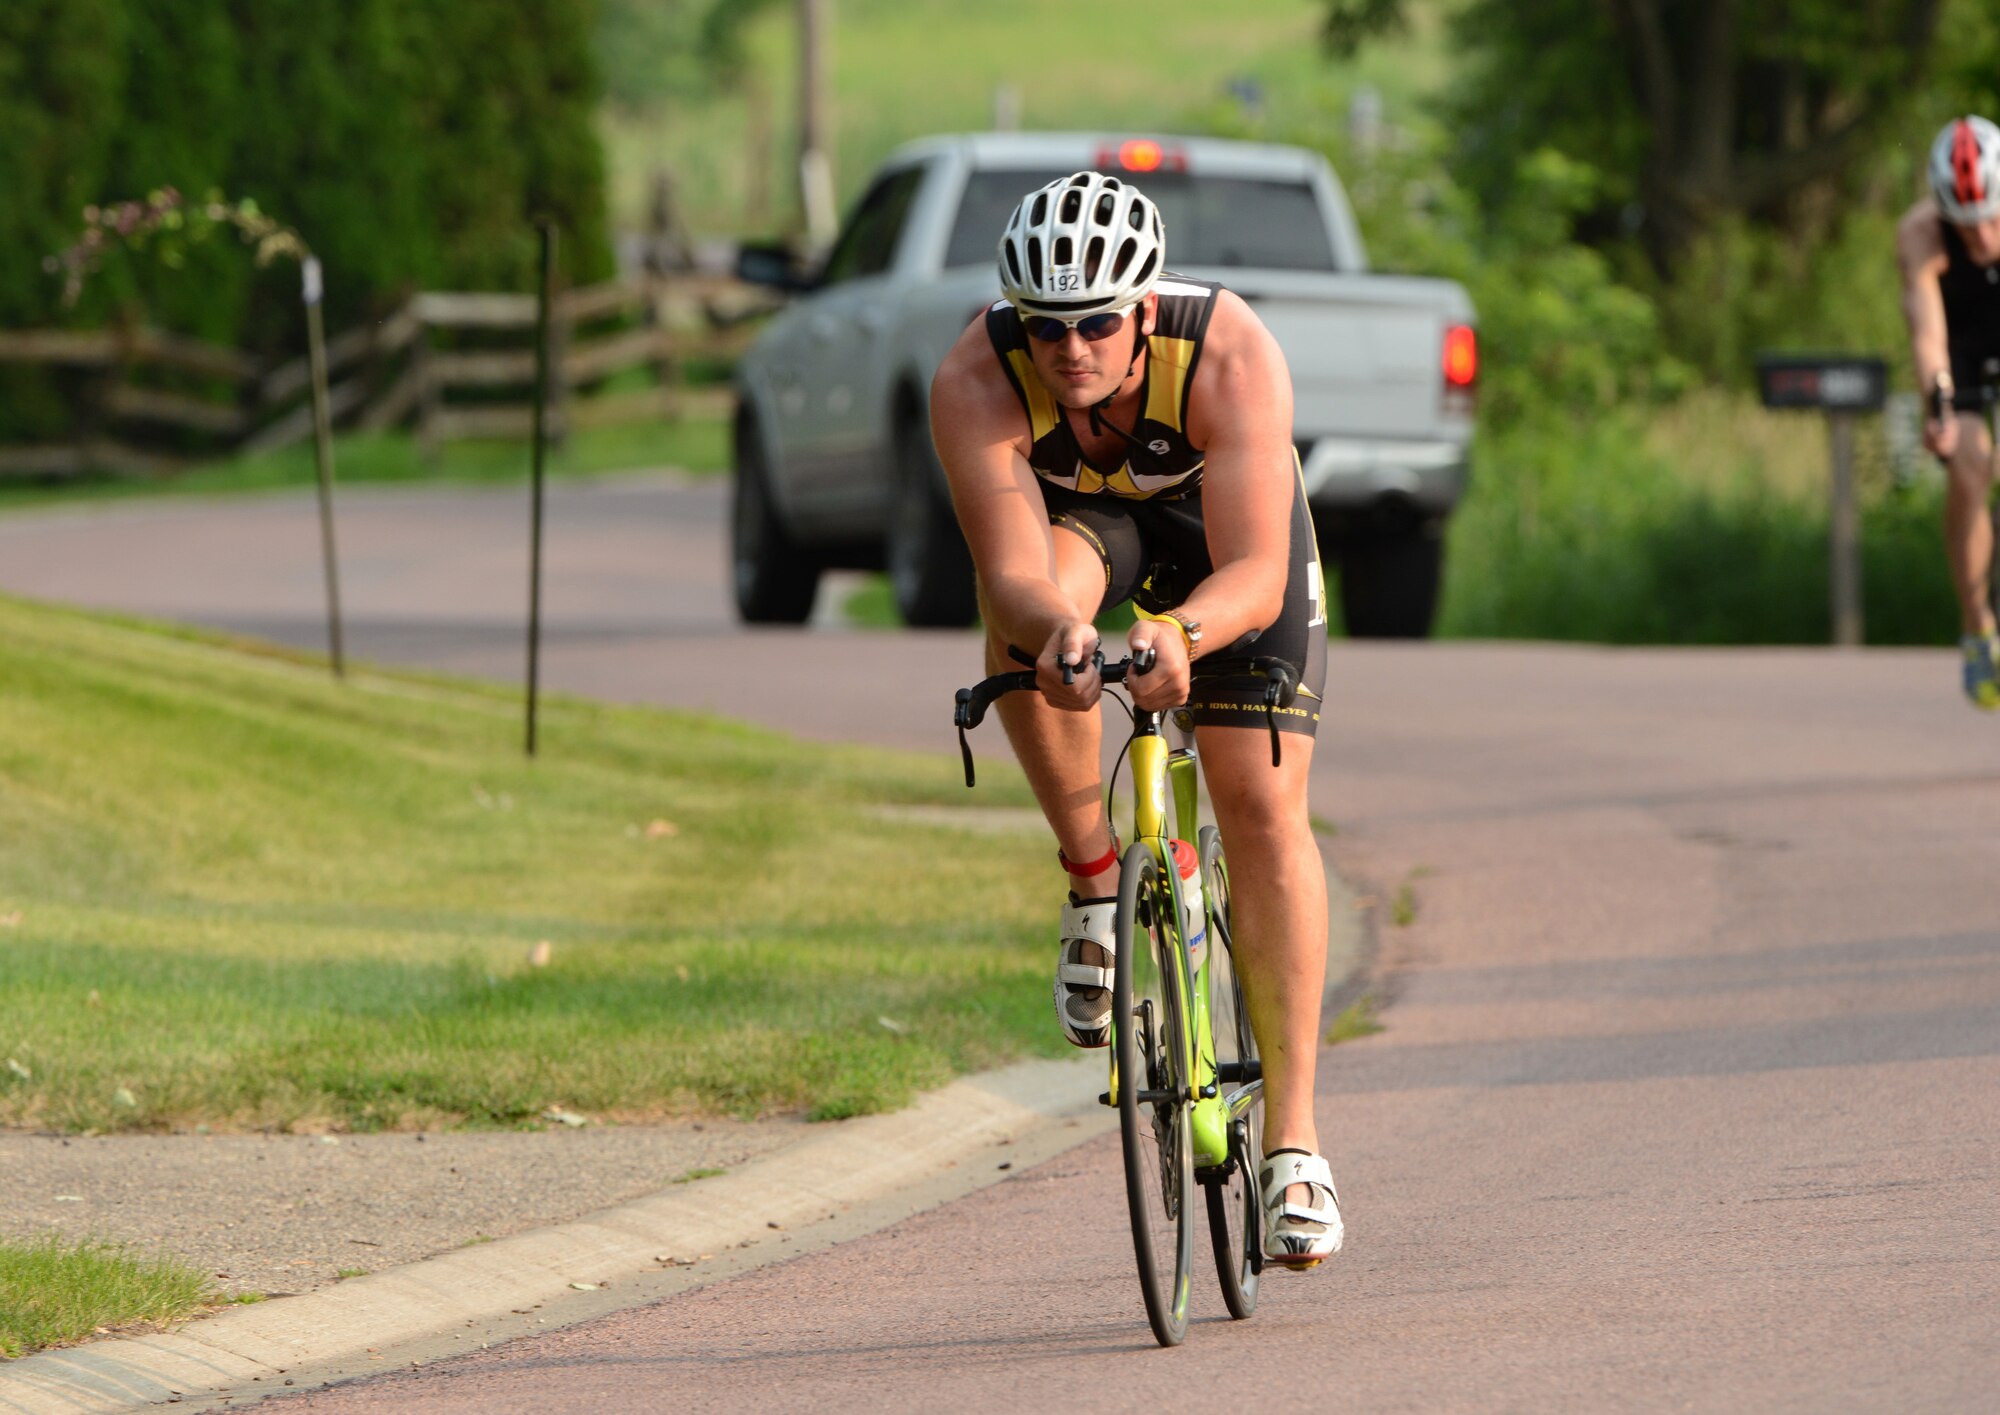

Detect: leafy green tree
0,0,613,440
1326,0,1947,269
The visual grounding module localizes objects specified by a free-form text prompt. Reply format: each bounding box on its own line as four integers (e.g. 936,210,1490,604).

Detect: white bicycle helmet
1930,116,2000,225
997,171,1165,317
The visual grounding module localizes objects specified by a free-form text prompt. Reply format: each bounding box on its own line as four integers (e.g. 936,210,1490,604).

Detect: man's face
1959,215,2000,264
1023,295,1159,410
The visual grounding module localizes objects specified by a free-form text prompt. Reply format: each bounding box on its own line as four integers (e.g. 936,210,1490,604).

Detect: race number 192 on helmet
1930,115,2000,226
997,171,1165,318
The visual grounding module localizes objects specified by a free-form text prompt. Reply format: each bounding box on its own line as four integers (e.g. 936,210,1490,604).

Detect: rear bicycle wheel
1114,842,1194,1347
1199,825,1262,1318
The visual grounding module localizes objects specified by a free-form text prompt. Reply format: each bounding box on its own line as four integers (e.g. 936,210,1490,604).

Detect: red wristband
1058,842,1120,878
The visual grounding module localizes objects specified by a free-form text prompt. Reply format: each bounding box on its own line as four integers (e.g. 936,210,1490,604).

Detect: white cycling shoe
1260,1148,1343,1269
1054,894,1117,1048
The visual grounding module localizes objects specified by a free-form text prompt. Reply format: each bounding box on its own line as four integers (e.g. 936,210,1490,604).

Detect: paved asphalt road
3,477,1997,1411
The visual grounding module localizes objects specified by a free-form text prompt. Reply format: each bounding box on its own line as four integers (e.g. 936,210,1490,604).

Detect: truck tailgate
1187,269,1470,442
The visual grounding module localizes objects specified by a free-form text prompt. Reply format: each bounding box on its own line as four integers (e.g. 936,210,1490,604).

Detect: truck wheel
731,418,820,624
888,419,978,628
1336,524,1444,639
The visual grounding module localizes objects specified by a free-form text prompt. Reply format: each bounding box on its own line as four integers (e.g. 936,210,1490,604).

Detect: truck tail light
1442,324,1477,388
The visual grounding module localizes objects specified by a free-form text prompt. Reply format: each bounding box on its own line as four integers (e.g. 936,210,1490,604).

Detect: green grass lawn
0,415,728,515
0,594,1056,1135
0,1235,213,1359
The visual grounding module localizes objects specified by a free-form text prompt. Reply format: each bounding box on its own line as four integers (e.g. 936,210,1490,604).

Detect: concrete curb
2,848,1362,1415
0,1055,1105,1415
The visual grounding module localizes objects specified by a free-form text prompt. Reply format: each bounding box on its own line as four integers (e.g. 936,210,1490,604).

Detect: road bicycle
954,647,1297,1347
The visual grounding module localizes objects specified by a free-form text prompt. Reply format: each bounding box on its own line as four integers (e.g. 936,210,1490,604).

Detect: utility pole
798,0,836,253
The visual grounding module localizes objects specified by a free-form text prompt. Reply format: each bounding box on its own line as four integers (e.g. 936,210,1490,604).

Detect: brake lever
1060,643,1106,686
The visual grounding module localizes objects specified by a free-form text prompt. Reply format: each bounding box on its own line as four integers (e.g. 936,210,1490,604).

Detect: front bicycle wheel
1114,842,1194,1347
1199,825,1263,1319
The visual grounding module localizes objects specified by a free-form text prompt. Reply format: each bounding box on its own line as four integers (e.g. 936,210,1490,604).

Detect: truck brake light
1442,324,1477,387
1097,140,1188,174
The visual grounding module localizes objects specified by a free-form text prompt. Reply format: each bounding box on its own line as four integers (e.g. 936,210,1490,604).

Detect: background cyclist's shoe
1055,893,1116,1048
1963,634,2000,710
1260,1149,1343,1269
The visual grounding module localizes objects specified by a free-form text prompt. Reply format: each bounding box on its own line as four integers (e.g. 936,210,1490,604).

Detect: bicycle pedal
1098,1091,1114,1107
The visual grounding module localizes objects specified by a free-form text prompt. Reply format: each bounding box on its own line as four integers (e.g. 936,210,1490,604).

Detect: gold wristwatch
1163,609,1202,659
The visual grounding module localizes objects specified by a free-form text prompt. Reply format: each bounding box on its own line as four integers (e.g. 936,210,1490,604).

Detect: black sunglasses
1020,303,1137,344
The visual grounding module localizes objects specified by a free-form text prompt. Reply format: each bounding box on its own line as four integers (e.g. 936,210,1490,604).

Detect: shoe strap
1260,1150,1339,1223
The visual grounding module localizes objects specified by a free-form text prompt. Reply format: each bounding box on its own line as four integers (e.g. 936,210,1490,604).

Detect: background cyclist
1897,114,2000,707
928,172,1341,1267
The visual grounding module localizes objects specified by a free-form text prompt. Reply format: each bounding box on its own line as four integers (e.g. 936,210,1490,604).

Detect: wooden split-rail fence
0,273,765,480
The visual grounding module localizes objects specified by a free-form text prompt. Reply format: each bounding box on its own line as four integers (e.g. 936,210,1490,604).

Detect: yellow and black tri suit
985,276,1327,736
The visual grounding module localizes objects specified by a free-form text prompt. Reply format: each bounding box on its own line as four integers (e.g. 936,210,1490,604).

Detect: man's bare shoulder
933,313,1009,404
1898,199,1947,272
930,311,1026,452
1184,288,1291,449
1198,288,1285,366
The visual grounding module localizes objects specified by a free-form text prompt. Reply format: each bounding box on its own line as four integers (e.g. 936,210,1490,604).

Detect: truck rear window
944,170,1339,273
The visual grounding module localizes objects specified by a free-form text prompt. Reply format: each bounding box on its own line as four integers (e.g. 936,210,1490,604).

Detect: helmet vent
1027,236,1044,287
1031,193,1048,225
1059,189,1083,223
1004,241,1023,285
1085,235,1106,280
1094,193,1116,226
1129,204,1146,231
1109,237,1134,282
1068,173,1091,187
1053,236,1073,266
1134,250,1158,287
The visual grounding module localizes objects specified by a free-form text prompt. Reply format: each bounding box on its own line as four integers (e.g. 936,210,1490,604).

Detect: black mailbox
1754,355,1888,413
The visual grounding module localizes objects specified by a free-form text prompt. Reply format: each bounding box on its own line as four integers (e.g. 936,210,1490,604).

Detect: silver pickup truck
730,132,1476,636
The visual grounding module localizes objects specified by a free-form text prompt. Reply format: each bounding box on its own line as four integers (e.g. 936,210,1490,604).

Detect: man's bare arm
1899,202,1953,398
929,322,1097,674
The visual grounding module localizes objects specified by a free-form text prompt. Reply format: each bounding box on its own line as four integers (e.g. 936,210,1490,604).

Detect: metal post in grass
525,220,557,758
302,255,347,678
1827,412,1861,648
50,190,345,678
1755,354,1887,648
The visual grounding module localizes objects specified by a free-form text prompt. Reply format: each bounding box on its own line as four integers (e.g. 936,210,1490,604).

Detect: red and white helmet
1930,116,2000,225
997,171,1165,318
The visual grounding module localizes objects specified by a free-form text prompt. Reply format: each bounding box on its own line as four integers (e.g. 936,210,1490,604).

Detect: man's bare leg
1943,414,1998,637
1196,724,1327,1196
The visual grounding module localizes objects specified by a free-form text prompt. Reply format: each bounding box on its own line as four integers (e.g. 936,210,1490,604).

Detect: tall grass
1440,402,1957,645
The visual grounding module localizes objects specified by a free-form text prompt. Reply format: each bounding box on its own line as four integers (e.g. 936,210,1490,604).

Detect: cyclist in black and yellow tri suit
930,171,1339,1268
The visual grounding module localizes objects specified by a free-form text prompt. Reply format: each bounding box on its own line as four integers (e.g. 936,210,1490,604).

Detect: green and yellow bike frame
1110,714,1258,1171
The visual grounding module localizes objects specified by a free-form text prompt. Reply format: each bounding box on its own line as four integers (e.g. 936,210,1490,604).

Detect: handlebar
952,647,1301,787
953,648,1157,734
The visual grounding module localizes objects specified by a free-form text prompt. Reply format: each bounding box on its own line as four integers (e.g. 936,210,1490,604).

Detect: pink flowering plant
46,187,309,308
